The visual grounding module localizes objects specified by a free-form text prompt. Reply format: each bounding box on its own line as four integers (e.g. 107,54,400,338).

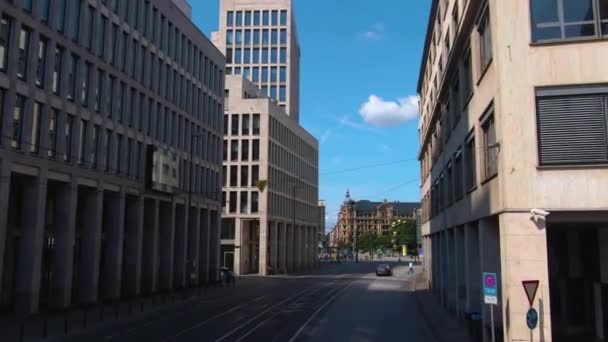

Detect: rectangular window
465,134,476,190
126,138,132,176
252,139,259,160
271,10,278,26
235,30,242,45
262,29,269,45
0,16,12,71
242,114,250,135
222,166,227,187
231,115,239,135
271,30,278,44
230,165,238,187
117,82,125,122
240,191,248,213
223,139,228,161
280,10,288,25
41,0,51,23
241,139,249,161
270,48,277,63
64,115,74,162
110,24,118,65
48,108,58,158
280,48,287,63
82,62,91,107
78,120,87,165
227,11,234,27
461,49,472,103
95,69,103,112
229,191,237,213
30,102,42,153
99,16,107,58
91,125,99,168
244,30,252,46
280,29,287,44
36,37,48,88
482,111,498,178
107,75,115,117
478,6,492,72
67,54,78,101
85,6,95,50
270,85,277,100
236,11,243,27
72,0,82,42
18,27,30,80
270,67,277,82
253,114,260,135
263,11,269,25
231,140,238,161
11,95,25,149
253,11,260,26
253,47,260,63
241,165,248,187
253,30,260,44
251,192,259,213
52,46,63,94
252,66,259,81
104,129,111,171
57,0,67,32
454,148,464,200
235,48,242,63
279,86,286,101
530,0,603,41
116,134,122,173
536,92,608,165
245,11,252,26
252,165,259,186
121,32,127,72
261,66,268,82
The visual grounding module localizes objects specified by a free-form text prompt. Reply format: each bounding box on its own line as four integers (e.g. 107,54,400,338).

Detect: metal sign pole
491,304,496,342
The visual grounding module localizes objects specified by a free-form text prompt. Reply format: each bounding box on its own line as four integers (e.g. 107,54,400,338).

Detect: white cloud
319,129,332,144
359,95,419,128
360,23,385,41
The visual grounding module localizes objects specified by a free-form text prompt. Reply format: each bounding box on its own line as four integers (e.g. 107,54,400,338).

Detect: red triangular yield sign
522,280,540,307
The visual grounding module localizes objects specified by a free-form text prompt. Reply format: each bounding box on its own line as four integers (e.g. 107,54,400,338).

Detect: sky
191,0,431,231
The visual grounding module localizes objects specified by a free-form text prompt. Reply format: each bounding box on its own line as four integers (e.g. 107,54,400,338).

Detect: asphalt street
57,261,433,342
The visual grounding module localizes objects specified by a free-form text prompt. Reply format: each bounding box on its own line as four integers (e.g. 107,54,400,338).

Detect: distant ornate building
332,191,420,246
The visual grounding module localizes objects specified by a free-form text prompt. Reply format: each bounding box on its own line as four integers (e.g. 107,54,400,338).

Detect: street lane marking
288,273,373,342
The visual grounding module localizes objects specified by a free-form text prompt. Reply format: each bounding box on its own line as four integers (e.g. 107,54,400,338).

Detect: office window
85,6,94,50
64,115,74,162
271,30,278,44
17,27,30,80
48,109,58,158
121,32,127,72
263,11,269,25
107,75,115,117
30,102,42,153
243,49,251,64
261,66,268,82
95,69,103,112
465,134,476,190
270,67,277,82
235,48,242,63
78,120,87,165
230,165,238,187
223,139,228,161
236,11,243,27
57,0,67,32
72,0,82,42
231,114,239,135
91,125,99,168
251,192,259,213
235,30,242,45
229,191,237,213
478,6,492,72
240,191,249,213
99,16,107,57
104,129,111,171
243,67,251,80
82,62,91,107
279,86,286,101
536,92,608,165
253,29,260,44
271,10,278,25
231,140,238,161
222,166,227,187
126,138,133,176
280,10,287,25
270,48,278,63
245,11,252,26
461,49,472,103
116,134,122,173
252,165,259,186
117,82,125,122
131,39,137,78
253,114,260,135
67,54,78,101
52,46,63,95
270,85,277,100
36,37,48,88
110,24,118,65
260,48,268,63
227,11,234,27
241,139,249,161
41,0,51,23
252,66,259,81
11,95,24,149
0,16,13,72
226,29,233,45
242,114,250,135
262,29,269,45
253,11,260,26
244,30,251,46
280,29,287,44
454,148,464,200
482,111,498,178
280,48,286,63
252,139,259,160
279,66,286,82
241,165,249,187
530,0,604,41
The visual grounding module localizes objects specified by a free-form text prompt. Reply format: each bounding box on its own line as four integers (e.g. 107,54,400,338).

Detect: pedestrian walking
408,261,414,274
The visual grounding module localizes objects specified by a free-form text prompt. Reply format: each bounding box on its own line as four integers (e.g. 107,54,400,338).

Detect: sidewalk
413,272,472,342
0,280,253,342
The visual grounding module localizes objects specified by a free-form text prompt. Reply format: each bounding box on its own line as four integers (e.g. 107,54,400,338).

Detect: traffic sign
522,280,540,307
526,308,538,329
483,272,498,305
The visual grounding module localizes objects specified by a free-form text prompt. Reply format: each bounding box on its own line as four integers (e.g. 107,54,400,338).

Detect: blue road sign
526,308,538,330
483,272,498,305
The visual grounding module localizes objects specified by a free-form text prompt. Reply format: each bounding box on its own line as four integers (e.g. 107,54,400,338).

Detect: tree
389,219,417,254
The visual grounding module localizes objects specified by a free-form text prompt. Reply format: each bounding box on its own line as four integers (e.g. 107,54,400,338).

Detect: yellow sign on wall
402,245,407,256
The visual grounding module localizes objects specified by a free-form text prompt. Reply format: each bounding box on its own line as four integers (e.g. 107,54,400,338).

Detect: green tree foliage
389,219,417,253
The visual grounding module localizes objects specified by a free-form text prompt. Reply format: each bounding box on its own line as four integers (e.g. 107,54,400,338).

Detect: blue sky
191,0,431,231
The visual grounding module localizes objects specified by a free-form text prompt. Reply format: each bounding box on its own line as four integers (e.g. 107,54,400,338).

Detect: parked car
376,264,392,276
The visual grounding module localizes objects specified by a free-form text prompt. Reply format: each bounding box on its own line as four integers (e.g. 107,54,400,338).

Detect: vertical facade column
0,162,11,297
270,221,278,273
187,206,201,286
297,225,303,270
51,182,78,308
142,199,159,294
479,217,502,342
15,174,48,313
78,188,103,303
498,213,552,342
447,229,456,313
209,210,221,282
287,224,295,272
123,195,144,297
102,191,126,300
464,223,481,314
454,227,465,318
259,216,269,275
199,209,210,283
173,204,187,289
233,218,244,275
159,200,176,290
279,223,287,273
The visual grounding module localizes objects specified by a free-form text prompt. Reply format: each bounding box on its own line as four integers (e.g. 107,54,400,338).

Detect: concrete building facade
0,0,224,314
334,191,419,246
212,0,300,122
417,0,608,341
220,75,318,276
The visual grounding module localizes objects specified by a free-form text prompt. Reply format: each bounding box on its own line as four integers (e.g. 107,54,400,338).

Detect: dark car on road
376,264,392,276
